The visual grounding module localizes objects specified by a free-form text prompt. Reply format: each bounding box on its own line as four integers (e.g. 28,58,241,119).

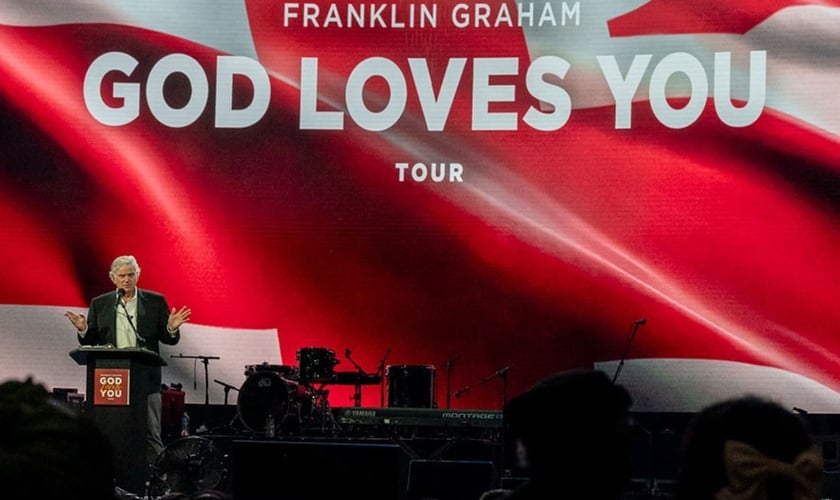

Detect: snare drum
296,347,339,383
237,371,299,433
386,364,436,408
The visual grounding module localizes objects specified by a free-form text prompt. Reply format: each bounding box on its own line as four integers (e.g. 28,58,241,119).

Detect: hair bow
715,440,823,500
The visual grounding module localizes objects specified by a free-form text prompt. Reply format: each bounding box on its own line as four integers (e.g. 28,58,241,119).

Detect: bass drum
236,371,299,434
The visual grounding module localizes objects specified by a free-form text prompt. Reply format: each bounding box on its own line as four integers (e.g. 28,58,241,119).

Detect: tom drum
296,347,339,384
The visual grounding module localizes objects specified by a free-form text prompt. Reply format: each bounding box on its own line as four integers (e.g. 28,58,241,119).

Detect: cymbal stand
345,349,369,407
351,381,363,407
376,348,391,407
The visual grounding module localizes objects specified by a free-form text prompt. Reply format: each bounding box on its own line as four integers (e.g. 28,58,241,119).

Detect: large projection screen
2,1,840,412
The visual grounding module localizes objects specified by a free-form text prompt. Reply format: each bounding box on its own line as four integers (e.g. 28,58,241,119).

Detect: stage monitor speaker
231,439,403,500
407,459,496,500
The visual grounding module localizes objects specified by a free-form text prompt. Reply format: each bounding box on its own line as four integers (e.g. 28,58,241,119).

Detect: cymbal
333,371,382,385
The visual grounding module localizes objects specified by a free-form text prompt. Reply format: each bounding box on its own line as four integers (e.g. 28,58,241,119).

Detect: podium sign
93,368,130,405
70,347,166,495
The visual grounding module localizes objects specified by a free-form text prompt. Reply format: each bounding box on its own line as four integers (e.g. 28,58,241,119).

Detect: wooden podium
70,346,166,495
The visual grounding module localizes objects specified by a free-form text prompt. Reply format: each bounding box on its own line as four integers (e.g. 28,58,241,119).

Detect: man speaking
64,255,191,467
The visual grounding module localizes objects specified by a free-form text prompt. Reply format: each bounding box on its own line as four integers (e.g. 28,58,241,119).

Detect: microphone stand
453,364,514,409
124,310,145,347
453,364,513,489
612,319,646,384
442,354,461,409
212,380,241,430
213,379,239,406
171,354,220,405
115,293,145,348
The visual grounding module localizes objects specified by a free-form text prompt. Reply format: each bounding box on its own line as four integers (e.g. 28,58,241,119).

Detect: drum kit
235,347,438,437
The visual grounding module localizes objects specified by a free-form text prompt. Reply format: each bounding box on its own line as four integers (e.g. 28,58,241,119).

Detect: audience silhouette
676,395,823,500
480,368,634,500
6,374,825,500
0,377,117,500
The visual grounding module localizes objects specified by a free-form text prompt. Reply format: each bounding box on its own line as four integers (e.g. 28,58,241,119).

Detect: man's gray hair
109,255,141,278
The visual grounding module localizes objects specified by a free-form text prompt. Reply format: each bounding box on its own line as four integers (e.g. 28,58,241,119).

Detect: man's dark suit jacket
77,288,181,392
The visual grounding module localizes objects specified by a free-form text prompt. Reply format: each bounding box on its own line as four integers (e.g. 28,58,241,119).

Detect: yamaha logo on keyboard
345,409,377,417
